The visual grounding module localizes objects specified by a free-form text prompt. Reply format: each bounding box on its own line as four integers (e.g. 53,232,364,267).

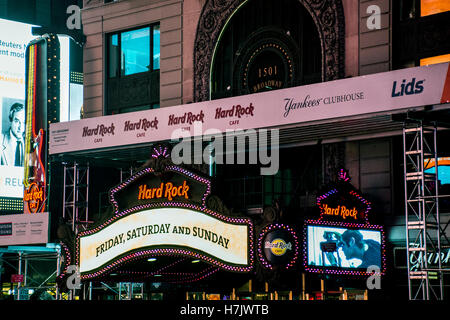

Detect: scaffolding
403,121,444,300
62,162,92,235
0,245,61,300
61,162,92,300
59,163,138,300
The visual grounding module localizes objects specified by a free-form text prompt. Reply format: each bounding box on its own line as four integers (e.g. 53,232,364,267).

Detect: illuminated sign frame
23,34,60,214
73,158,254,280
302,219,386,276
257,223,299,270
316,169,371,224
303,169,386,276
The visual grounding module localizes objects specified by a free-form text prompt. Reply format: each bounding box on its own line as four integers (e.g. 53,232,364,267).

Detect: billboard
23,35,61,214
0,19,37,204
0,18,71,211
303,169,386,276
425,157,450,185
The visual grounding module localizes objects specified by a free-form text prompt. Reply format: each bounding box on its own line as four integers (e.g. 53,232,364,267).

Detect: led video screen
306,224,382,271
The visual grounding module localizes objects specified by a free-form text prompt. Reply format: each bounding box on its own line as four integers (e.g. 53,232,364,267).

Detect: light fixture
191,259,200,264
147,258,157,262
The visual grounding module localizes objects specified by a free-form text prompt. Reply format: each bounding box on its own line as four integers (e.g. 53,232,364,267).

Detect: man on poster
1,102,25,167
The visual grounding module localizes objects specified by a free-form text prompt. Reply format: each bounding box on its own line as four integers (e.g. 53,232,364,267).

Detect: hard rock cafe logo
214,103,255,119
322,204,359,220
138,181,190,201
265,238,292,256
167,111,205,126
24,182,44,213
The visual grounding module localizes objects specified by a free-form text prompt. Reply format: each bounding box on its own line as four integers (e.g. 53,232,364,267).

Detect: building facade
9,0,450,300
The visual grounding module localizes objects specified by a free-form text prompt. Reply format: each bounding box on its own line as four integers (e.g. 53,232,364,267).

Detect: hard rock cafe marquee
58,146,255,283
56,145,304,285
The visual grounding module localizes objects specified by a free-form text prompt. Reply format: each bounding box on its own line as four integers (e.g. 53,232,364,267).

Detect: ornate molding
193,0,345,102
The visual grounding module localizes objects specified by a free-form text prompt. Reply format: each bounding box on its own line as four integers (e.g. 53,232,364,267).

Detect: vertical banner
23,35,60,214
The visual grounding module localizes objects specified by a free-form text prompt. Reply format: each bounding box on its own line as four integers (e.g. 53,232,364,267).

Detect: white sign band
50,63,450,154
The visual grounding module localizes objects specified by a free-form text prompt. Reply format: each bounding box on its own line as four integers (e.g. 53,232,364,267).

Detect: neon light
137,180,190,201
23,183,44,213
316,169,371,223
338,168,350,182
152,146,170,158
109,165,212,212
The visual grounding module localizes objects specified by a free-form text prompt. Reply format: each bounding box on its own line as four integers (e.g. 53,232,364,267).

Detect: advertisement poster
0,18,70,208
0,211,49,245
0,18,37,201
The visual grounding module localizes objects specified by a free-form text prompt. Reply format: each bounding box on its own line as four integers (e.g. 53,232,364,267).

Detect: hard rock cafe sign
23,182,44,213
58,146,254,282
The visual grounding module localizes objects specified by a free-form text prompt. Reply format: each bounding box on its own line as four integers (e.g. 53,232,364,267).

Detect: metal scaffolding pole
403,121,444,300
62,161,92,300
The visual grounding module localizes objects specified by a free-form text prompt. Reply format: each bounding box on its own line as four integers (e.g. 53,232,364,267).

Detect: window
108,25,160,78
393,0,449,69
107,24,160,114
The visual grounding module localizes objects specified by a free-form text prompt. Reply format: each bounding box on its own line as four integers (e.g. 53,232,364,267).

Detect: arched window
210,0,321,100
194,0,345,102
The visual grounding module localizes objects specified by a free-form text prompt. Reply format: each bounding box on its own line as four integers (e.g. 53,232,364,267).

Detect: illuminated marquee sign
68,147,254,280
23,34,60,214
316,170,371,223
78,207,250,276
303,169,386,276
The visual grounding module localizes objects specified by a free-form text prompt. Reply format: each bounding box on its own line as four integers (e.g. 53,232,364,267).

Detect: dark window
393,0,450,69
106,25,160,114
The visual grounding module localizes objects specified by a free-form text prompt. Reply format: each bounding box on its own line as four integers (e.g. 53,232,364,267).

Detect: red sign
24,182,44,213
11,274,24,283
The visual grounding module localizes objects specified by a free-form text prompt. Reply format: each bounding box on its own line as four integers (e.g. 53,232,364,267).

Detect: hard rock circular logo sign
258,224,298,270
